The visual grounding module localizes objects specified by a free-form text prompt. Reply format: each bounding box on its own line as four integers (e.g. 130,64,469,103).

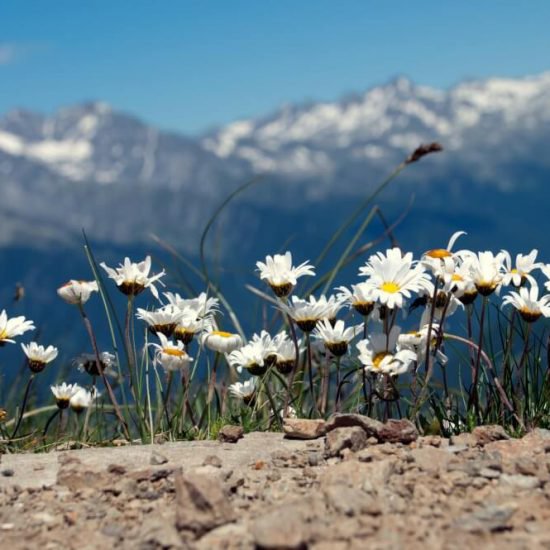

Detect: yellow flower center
163,347,186,357
0,329,7,340
451,274,463,282
425,249,452,259
210,331,233,338
380,282,400,294
372,351,390,369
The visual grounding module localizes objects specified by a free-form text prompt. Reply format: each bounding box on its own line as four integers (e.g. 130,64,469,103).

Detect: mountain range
1,71,550,364
1,72,550,249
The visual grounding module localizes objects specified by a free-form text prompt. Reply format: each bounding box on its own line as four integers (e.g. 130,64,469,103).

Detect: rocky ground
1,416,550,549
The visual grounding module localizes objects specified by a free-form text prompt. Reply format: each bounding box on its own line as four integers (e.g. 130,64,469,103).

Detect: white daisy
417,278,463,325
336,283,376,317
312,319,359,356
463,251,505,296
272,332,301,374
164,291,219,320
73,352,116,377
0,310,35,346
150,333,193,372
278,295,330,332
69,386,99,413
174,311,213,345
256,251,315,297
201,330,243,354
502,284,550,323
250,330,279,365
228,378,257,404
422,231,467,274
450,260,478,305
356,326,417,376
21,342,58,373
136,305,183,337
51,383,79,409
315,294,346,322
57,280,99,305
228,341,266,375
501,249,541,287
359,248,433,309
398,324,448,365
100,256,165,299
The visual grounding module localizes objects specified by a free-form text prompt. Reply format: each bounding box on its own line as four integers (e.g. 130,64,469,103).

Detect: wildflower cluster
3,234,550,445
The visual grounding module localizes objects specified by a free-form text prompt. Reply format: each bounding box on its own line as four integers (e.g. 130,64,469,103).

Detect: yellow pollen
163,348,186,357
426,248,452,259
211,331,233,338
381,281,400,294
451,274,463,282
0,329,7,340
372,351,390,369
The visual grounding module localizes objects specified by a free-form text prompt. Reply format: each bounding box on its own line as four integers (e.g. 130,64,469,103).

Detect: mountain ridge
0,71,550,252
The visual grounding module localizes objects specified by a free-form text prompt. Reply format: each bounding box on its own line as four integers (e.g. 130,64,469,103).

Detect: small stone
31,512,57,527
251,497,323,549
308,452,322,466
356,448,374,462
472,425,510,446
218,425,244,443
410,447,450,474
418,435,442,447
515,457,538,476
325,413,383,436
324,426,367,457
107,464,126,475
455,504,516,533
101,523,125,538
376,419,418,444
203,455,223,468
1,469,14,477
283,418,326,439
472,477,489,489
0,523,14,531
175,471,235,536
479,468,501,479
450,433,478,447
267,470,281,482
500,474,542,490
323,485,381,517
150,452,168,465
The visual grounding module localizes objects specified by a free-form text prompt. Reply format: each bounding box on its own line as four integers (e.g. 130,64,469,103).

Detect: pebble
480,468,501,479
150,452,169,466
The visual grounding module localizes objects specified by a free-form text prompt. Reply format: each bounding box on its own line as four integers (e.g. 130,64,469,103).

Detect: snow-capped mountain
1,72,550,253
203,72,550,191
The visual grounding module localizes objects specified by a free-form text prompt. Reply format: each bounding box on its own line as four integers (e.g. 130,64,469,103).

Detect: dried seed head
406,142,443,164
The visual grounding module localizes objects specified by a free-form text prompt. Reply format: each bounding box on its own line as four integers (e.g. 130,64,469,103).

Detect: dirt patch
1,426,550,549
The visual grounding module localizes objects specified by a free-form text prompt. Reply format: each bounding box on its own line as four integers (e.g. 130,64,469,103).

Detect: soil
1,418,550,549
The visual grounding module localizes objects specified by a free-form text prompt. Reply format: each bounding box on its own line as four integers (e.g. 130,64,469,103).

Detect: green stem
10,373,34,440
78,303,130,439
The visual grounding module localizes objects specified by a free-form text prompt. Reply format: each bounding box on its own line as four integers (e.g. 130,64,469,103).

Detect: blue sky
1,1,550,134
